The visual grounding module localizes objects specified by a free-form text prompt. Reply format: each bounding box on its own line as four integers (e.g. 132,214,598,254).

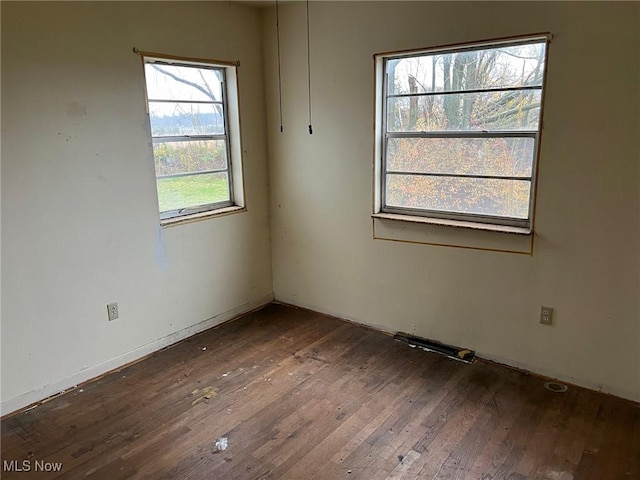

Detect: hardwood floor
2,303,639,479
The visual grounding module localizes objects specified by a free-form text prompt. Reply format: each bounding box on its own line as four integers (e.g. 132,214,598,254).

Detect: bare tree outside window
142,57,241,219
377,37,549,230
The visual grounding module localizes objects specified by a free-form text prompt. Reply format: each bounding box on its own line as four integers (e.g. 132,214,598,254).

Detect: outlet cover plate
107,302,119,321
540,306,553,325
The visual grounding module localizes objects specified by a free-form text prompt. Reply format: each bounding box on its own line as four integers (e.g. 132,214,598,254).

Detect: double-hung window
374,35,549,232
141,54,244,222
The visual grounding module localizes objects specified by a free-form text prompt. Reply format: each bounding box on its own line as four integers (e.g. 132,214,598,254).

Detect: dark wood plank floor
2,303,639,479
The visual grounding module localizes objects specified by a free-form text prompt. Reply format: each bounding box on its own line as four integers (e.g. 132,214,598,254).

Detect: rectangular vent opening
394,332,475,363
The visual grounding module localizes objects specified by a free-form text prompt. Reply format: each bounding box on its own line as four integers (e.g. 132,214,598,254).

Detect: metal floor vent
394,332,475,364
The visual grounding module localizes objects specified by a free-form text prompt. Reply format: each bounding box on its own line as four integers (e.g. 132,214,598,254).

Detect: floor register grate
394,332,475,363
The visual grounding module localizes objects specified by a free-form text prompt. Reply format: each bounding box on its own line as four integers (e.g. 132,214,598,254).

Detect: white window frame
373,35,550,233
140,52,245,223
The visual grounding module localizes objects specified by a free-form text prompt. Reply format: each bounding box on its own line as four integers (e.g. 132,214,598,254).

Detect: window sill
372,212,532,236
161,205,246,228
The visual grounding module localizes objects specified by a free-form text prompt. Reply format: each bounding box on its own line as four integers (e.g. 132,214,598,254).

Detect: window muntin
377,37,548,230
142,57,240,220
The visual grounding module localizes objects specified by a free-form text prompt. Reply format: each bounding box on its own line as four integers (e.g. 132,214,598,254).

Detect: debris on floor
190,386,218,405
457,349,472,360
213,437,228,453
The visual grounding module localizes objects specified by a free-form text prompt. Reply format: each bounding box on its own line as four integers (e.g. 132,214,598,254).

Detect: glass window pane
385,175,531,219
387,42,545,95
153,140,227,177
157,172,230,213
387,137,535,177
387,90,541,132
149,102,225,136
145,63,223,102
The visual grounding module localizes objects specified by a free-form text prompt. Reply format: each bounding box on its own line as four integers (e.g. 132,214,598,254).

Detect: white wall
263,2,640,401
1,1,273,413
2,1,638,415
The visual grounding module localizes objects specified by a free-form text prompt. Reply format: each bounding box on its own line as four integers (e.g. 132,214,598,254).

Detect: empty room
1,1,639,478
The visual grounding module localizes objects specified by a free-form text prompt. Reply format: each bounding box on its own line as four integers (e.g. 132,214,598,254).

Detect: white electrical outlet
107,302,119,321
540,306,553,325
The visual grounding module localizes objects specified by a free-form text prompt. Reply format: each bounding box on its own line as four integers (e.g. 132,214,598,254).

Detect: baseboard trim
273,297,639,405
1,293,274,418
475,352,639,406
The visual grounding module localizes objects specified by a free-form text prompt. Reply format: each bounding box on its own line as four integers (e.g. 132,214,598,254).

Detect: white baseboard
477,352,638,404
274,297,639,404
1,294,274,417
